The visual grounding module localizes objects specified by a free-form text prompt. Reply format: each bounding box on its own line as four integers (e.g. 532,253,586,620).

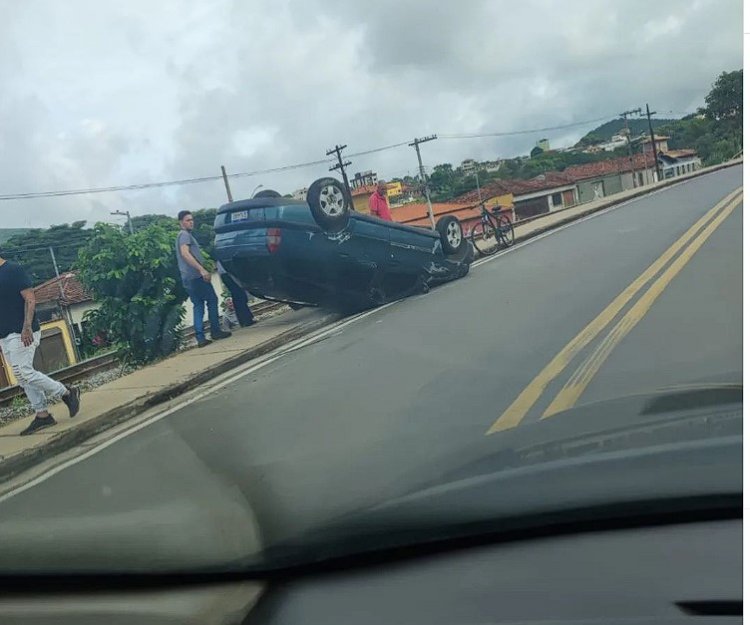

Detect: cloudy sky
0,0,742,228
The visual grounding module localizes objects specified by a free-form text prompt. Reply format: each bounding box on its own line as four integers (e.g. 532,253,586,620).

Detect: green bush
77,222,187,365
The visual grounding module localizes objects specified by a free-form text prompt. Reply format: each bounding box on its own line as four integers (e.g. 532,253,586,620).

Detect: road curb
0,312,341,483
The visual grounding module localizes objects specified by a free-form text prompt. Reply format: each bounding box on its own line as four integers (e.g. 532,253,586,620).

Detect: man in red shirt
368,180,393,221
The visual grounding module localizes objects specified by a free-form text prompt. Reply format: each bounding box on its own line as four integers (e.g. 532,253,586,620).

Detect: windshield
0,0,742,577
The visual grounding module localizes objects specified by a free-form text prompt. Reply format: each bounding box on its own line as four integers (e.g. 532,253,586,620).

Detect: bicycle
470,202,515,256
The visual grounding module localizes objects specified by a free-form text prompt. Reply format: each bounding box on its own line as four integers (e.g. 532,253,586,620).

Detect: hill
577,118,675,146
0,228,31,244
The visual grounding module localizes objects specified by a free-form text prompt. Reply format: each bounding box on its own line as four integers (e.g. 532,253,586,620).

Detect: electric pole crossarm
326,144,353,207
619,108,642,188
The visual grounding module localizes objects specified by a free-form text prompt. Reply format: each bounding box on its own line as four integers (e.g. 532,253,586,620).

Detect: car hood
0,385,740,576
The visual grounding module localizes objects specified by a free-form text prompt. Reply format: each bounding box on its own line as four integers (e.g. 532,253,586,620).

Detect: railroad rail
0,300,291,407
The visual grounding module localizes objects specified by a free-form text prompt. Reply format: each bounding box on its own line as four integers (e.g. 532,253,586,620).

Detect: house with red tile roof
564,153,658,203
350,184,379,214
502,172,580,220
0,272,94,387
33,272,97,355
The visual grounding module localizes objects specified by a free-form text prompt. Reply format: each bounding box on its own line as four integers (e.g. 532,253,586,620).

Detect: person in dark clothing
217,261,255,327
175,210,231,348
0,254,81,435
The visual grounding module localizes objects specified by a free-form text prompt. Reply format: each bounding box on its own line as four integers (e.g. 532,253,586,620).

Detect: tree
132,209,217,262
76,222,187,365
656,70,743,166
1,221,93,284
530,146,544,158
702,70,742,123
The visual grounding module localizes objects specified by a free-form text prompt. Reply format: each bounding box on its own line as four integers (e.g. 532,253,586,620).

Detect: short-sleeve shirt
368,192,393,221
175,230,204,285
0,261,40,338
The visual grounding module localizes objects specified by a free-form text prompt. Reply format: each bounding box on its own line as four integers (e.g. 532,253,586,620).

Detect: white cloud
0,0,742,227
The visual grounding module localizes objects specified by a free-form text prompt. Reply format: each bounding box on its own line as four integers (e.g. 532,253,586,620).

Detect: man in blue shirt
175,211,231,347
0,254,81,435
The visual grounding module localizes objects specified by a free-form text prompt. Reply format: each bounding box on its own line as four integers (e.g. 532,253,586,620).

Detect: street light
251,184,264,198
111,210,134,234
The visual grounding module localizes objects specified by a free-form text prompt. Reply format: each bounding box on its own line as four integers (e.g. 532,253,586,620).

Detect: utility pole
220,165,234,202
49,247,64,299
642,104,662,182
474,169,482,203
619,108,642,188
50,246,81,361
409,135,437,229
326,144,353,207
111,210,133,234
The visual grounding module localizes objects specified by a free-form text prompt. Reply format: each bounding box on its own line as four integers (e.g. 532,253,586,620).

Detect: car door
334,214,390,300
383,222,439,297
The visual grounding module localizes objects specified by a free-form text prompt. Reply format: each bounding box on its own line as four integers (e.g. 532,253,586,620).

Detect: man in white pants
0,255,80,435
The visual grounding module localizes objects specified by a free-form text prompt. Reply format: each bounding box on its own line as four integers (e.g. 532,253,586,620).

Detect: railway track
0,300,292,407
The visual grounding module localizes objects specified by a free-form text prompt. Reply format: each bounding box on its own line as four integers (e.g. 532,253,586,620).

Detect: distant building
291,187,308,200
536,138,550,152
386,181,403,199
599,134,629,152
350,184,379,214
658,150,701,179
565,153,657,201
460,159,478,174
350,170,378,189
640,134,670,155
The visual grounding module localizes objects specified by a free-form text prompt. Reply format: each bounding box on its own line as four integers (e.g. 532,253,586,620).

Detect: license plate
230,210,249,223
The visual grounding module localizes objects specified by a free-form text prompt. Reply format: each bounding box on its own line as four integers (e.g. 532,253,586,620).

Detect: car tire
307,177,351,232
436,215,465,256
254,189,282,198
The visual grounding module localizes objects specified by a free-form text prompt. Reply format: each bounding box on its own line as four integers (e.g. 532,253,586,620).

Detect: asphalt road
0,166,741,574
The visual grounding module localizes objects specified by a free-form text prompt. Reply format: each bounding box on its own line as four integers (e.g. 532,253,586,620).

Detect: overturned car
213,177,472,311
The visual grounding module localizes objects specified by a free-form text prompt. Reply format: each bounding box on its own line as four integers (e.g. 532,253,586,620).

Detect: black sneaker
62,385,81,418
20,414,57,436
211,330,232,340
197,338,213,348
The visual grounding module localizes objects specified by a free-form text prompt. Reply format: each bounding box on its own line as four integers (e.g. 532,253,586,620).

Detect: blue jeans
186,278,221,341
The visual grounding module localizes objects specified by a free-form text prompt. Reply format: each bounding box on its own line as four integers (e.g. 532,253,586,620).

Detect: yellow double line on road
487,187,743,435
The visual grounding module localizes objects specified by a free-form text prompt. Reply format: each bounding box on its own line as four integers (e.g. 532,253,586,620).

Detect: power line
0,114,630,201
0,240,91,255
437,116,616,139
0,157,335,201
344,141,412,158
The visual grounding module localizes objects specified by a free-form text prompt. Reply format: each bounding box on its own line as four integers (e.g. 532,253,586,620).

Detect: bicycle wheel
496,214,515,247
471,220,499,256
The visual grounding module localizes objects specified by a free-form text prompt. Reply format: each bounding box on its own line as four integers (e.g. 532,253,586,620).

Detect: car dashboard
0,518,740,624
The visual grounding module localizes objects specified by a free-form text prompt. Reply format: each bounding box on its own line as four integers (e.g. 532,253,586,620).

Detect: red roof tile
563,153,655,181
34,272,92,305
453,172,576,203
351,184,377,197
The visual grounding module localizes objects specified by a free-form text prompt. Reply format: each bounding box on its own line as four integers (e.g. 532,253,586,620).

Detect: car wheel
436,215,465,256
254,189,282,198
307,177,351,232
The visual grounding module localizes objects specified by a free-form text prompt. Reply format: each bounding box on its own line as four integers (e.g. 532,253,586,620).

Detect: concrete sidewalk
0,307,335,481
